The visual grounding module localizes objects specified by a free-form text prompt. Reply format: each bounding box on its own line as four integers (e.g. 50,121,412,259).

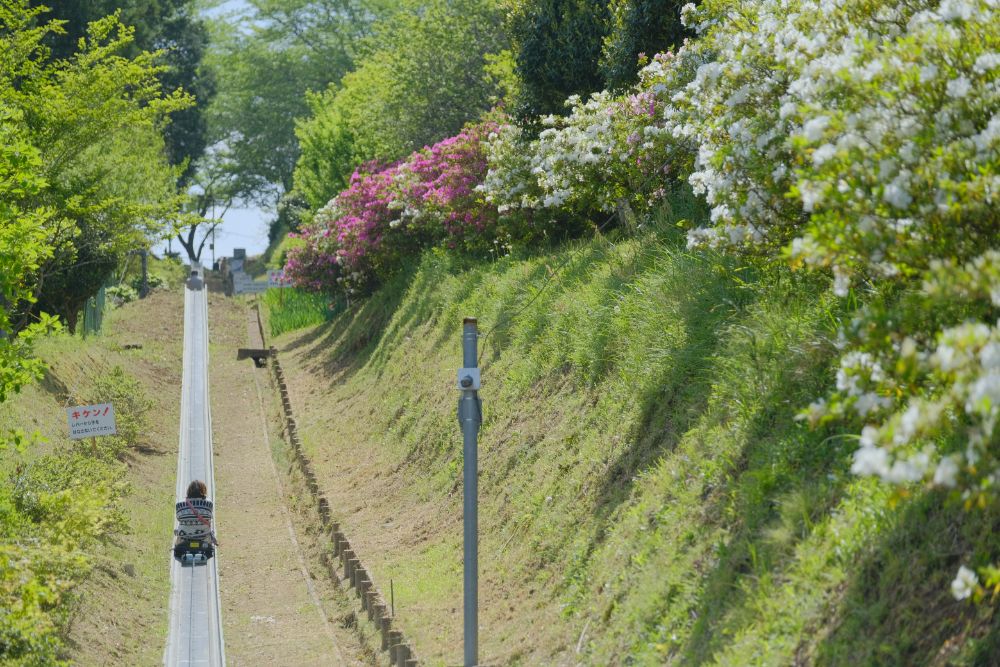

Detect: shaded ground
272,301,574,666
207,290,372,666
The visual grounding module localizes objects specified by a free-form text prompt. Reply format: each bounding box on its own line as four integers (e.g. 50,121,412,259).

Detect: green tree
350,0,506,160
205,34,315,203
35,0,215,183
204,0,384,206
505,0,610,119
293,91,356,210
2,6,191,332
292,0,508,205
0,107,57,402
599,0,691,90
174,147,237,263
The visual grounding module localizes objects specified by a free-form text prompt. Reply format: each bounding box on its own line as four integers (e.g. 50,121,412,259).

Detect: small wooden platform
236,348,271,366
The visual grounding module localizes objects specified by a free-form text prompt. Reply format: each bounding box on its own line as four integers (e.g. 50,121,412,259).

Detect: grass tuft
262,287,342,338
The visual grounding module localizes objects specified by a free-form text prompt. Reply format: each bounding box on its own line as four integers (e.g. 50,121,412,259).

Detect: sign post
66,403,117,439
457,318,481,667
267,270,288,305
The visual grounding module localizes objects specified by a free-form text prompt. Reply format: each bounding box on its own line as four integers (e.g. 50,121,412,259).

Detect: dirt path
206,291,371,666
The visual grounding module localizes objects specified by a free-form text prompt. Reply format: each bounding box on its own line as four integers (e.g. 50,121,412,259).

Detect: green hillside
0,291,183,664
269,222,1000,665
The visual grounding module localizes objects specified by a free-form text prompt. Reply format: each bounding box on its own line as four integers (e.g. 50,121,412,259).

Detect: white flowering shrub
673,0,999,275
668,0,999,600
817,253,1000,484
487,0,1000,602
482,94,628,215
481,53,696,219
804,251,1000,600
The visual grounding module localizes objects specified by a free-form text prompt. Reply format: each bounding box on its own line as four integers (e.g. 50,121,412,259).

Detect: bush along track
267,344,422,666
0,296,180,667
0,366,149,664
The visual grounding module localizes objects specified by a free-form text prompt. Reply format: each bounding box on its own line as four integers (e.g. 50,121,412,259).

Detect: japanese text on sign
66,403,117,439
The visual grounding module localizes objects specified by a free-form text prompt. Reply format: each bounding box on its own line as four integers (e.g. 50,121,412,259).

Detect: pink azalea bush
285,119,535,293
392,122,503,251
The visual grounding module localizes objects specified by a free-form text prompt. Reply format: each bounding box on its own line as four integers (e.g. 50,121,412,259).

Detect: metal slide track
164,275,226,666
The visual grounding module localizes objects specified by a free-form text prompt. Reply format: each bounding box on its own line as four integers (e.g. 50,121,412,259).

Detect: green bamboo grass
262,287,341,338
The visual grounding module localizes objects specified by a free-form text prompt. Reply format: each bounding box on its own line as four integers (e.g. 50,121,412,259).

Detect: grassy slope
0,289,183,664
272,227,1000,666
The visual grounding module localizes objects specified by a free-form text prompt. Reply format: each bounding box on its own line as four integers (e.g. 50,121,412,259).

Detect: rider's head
186,480,208,499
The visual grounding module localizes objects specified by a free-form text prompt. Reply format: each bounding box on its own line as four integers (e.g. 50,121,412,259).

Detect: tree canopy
36,0,215,183
291,0,508,210
203,0,382,206
1,2,190,334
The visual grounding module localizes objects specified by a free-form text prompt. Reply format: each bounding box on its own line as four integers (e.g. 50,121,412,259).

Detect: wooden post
380,616,392,650
388,632,403,661
395,643,410,667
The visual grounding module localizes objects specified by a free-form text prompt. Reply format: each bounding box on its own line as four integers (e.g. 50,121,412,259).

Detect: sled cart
174,497,216,565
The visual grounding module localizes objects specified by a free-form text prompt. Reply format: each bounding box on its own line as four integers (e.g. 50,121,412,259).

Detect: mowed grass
275,204,1000,665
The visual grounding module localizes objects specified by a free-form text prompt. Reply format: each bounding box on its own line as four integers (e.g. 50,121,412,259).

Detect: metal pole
139,249,149,299
459,317,480,667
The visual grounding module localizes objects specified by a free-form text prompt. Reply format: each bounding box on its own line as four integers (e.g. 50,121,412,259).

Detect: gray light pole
458,317,481,667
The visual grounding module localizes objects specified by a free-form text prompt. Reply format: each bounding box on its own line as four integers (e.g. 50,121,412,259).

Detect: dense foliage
0,111,56,403
502,0,692,118
291,0,508,211
286,121,533,291
504,0,610,118
36,0,214,183
204,0,385,206
599,0,691,90
1,3,190,333
293,96,357,211
1,365,153,664
287,0,1000,605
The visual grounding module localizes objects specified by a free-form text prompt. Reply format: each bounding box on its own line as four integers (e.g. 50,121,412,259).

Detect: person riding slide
174,480,218,559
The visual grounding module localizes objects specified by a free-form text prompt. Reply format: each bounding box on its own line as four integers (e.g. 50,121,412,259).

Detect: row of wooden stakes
268,346,420,667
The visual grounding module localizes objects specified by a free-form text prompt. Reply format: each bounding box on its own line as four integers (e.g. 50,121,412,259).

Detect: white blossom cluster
672,0,999,288
835,253,1000,488
952,564,980,600
481,55,692,218
481,93,632,214
478,124,538,214
482,0,999,600
822,251,1000,599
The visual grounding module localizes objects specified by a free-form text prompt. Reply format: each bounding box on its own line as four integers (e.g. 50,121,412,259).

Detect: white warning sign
67,403,117,439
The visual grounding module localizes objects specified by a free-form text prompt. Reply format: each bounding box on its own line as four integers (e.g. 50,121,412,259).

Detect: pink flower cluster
397,122,500,248
285,120,517,293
